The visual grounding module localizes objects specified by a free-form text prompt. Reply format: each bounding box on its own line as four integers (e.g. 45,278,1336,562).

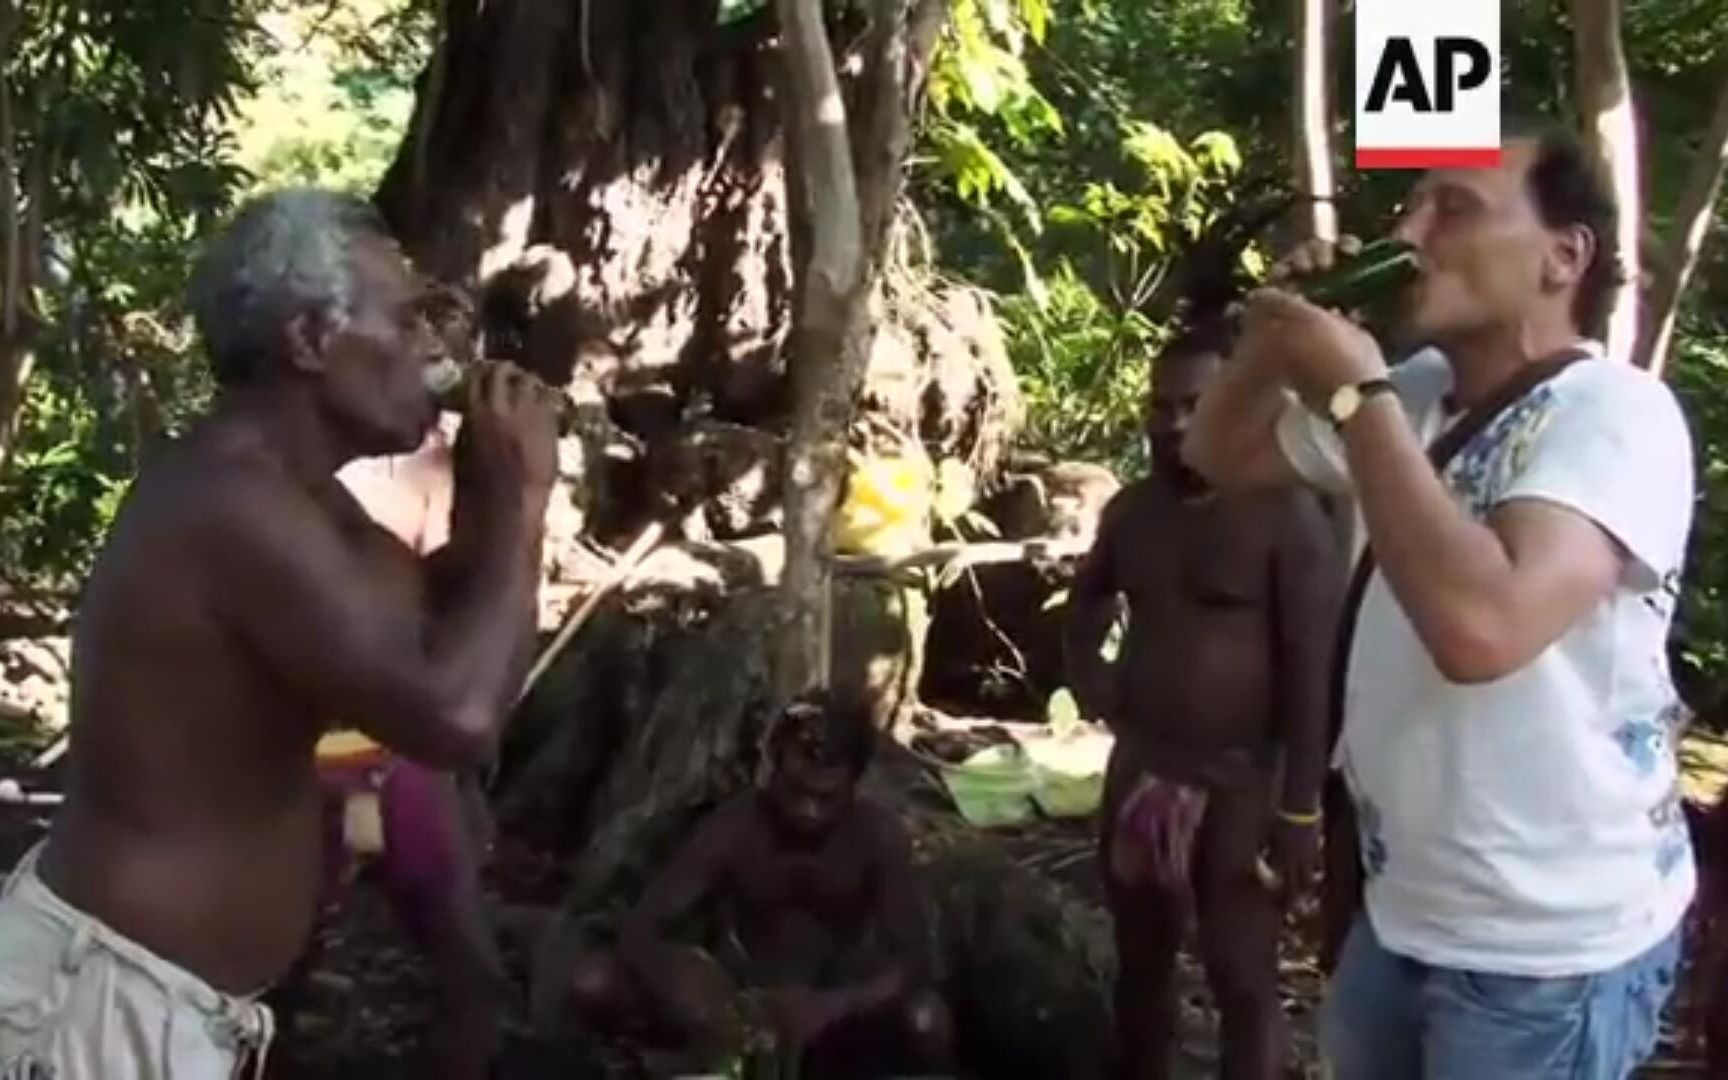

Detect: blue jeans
1320,916,1681,1079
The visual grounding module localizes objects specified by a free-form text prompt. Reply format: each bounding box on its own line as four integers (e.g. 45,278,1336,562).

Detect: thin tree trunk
1635,68,1728,376
1291,0,1352,552
1293,0,1336,244
1569,0,1642,359
773,0,947,699
774,0,867,697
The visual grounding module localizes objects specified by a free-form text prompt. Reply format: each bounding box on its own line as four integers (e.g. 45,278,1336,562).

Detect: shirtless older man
272,418,513,1079
0,188,556,1078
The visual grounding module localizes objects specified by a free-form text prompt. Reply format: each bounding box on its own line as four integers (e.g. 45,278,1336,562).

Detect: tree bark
774,0,948,699
774,0,867,697
377,0,800,447
1569,0,1642,359
1634,67,1728,376
373,0,1005,553
1292,0,1336,245
0,0,31,476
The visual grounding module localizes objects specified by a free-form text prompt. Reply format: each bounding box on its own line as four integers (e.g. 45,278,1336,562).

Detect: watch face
1330,384,1360,422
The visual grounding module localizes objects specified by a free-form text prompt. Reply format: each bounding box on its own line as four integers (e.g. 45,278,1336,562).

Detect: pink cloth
1109,773,1209,897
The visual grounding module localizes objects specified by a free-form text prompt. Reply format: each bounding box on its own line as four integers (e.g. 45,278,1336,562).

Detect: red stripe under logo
1355,148,1503,169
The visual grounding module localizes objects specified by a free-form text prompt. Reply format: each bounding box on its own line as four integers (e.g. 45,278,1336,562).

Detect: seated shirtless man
569,692,952,1078
0,188,556,1078
1065,323,1340,1080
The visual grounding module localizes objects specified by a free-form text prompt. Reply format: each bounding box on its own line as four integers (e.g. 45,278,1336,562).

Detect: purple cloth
319,755,465,948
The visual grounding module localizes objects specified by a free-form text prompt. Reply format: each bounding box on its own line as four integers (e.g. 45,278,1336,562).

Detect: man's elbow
405,700,496,769
1426,612,1525,686
1181,426,1277,493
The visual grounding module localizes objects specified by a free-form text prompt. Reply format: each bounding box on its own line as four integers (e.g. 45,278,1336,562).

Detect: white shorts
0,843,274,1079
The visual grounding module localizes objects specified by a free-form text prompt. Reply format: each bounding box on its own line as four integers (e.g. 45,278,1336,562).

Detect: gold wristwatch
1325,377,1395,431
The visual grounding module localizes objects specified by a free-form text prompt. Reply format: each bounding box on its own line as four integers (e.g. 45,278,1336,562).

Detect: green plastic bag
940,743,1040,828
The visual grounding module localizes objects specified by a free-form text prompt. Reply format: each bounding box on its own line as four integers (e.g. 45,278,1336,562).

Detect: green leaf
1190,130,1243,174
1018,0,1051,44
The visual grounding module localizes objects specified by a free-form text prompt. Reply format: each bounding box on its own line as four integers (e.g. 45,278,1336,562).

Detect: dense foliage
3,0,1728,706
0,0,423,591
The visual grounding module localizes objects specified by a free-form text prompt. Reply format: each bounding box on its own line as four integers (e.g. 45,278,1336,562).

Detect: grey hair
188,187,392,387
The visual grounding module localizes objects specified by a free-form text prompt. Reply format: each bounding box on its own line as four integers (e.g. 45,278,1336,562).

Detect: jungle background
3,0,1728,1076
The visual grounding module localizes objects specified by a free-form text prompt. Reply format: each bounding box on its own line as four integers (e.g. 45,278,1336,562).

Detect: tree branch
832,536,1093,579
775,0,868,697
1569,0,1642,360
780,0,864,301
0,0,31,475
773,0,953,700
1,0,18,347
1292,0,1337,243
1634,65,1728,376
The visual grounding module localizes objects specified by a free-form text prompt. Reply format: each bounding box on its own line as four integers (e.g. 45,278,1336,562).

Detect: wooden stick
31,732,66,770
831,536,1093,578
0,778,59,807
516,520,666,703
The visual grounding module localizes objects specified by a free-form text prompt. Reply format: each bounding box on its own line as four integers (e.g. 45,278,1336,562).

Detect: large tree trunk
377,0,798,463
1569,0,1642,358
375,1,1009,542
369,2,1057,1071
1634,67,1728,377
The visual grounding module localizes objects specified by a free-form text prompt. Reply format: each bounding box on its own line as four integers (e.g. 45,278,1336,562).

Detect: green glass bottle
422,358,577,430
1293,238,1420,309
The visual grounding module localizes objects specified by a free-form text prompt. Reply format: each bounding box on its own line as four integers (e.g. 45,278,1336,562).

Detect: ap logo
1355,0,1501,169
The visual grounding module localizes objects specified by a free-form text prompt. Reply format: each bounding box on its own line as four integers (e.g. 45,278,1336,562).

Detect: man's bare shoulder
96,430,389,636
124,429,305,537
84,435,292,594
1095,477,1164,534
666,792,767,884
695,791,763,849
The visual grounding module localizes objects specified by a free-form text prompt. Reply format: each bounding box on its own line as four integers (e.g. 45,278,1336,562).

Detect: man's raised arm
207,365,556,768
